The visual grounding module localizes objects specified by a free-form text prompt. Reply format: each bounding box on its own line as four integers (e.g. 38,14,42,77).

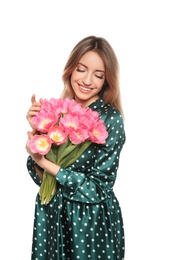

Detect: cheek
96,82,104,91
70,73,79,92
70,71,78,84
70,72,75,86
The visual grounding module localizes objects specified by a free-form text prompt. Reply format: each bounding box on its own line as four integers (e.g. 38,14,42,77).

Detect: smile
79,85,92,92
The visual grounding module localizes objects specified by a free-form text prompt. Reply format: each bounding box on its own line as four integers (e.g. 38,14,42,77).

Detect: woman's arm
25,94,61,182
54,111,125,204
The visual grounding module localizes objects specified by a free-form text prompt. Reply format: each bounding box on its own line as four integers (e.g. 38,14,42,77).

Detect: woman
26,35,126,260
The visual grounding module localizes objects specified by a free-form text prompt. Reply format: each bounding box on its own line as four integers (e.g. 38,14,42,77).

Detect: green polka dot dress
27,98,126,260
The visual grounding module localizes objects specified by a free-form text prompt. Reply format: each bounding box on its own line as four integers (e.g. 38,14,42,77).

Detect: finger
31,94,36,104
39,97,43,103
27,131,34,139
31,128,38,135
26,111,37,121
26,109,39,117
31,95,42,107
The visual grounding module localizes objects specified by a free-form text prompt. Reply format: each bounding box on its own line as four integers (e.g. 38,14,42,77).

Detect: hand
25,130,44,165
26,94,43,129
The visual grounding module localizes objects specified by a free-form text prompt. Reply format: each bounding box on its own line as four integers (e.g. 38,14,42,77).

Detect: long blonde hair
61,36,124,117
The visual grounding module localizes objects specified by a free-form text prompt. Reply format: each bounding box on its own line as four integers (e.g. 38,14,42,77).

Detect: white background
0,0,173,259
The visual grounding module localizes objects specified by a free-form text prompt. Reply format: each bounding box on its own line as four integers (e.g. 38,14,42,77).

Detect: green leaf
56,139,69,159
59,140,92,168
45,149,57,163
57,143,77,164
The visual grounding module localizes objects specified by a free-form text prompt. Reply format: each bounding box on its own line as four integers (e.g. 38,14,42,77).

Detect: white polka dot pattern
27,98,126,259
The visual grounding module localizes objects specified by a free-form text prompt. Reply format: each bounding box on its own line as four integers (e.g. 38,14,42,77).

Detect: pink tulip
32,111,57,133
29,134,52,155
69,128,89,144
48,126,67,145
59,114,80,133
88,120,108,144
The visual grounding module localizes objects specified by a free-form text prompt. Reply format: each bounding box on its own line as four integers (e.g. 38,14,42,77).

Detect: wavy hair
60,36,124,117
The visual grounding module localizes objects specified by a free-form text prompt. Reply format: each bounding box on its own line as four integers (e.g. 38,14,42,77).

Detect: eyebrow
78,62,105,73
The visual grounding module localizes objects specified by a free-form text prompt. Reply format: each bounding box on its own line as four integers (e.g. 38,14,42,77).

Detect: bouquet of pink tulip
28,97,108,205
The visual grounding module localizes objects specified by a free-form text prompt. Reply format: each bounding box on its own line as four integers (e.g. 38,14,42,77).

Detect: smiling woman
25,35,126,260
61,36,123,117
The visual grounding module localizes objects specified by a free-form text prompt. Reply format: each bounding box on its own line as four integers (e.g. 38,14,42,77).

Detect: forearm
34,164,44,181
34,156,60,177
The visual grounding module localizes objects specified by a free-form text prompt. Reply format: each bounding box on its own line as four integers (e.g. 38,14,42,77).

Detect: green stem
39,139,92,205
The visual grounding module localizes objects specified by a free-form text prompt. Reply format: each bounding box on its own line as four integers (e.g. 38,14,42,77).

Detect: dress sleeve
26,156,43,187
55,111,126,204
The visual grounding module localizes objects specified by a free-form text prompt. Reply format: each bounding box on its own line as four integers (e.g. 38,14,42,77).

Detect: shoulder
100,102,125,141
99,101,124,125
89,98,125,128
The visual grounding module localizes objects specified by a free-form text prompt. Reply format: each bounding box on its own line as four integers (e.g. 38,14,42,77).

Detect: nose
82,73,92,85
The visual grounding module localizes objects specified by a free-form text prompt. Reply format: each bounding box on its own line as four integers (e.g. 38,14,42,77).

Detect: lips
79,84,92,92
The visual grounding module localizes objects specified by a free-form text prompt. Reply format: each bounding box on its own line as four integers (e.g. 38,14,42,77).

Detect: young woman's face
70,51,105,107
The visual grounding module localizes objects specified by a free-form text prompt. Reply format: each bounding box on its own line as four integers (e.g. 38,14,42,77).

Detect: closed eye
76,68,85,72
95,75,105,79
